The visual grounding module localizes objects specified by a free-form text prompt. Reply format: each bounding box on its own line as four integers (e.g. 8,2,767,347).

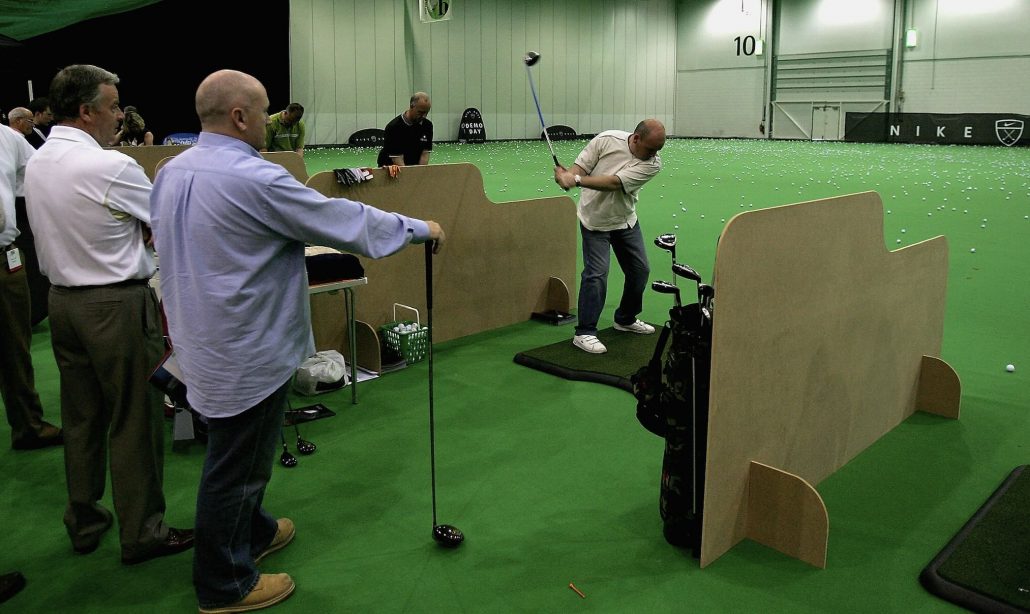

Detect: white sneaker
573,335,608,354
613,319,656,334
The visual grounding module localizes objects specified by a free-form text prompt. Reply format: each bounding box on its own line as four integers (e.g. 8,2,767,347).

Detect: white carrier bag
293,350,350,395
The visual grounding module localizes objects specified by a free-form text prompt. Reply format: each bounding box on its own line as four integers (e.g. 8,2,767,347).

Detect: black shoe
0,571,26,604
121,527,195,565
12,423,63,450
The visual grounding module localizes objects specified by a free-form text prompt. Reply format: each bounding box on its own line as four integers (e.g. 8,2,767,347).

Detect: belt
54,278,150,291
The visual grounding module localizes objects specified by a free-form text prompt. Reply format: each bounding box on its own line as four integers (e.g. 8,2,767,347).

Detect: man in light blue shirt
151,69,445,614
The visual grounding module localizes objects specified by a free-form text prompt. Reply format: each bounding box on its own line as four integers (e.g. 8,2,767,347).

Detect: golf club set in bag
631,233,715,557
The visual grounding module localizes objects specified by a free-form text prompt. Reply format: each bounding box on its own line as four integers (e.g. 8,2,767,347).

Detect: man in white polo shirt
24,64,193,564
554,119,666,354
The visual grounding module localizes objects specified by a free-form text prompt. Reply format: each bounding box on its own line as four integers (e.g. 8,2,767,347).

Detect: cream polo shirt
24,125,155,286
574,130,662,232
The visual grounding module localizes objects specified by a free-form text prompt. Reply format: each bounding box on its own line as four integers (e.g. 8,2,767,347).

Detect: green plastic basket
379,303,429,364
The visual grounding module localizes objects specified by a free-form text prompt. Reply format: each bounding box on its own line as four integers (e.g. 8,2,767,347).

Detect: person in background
24,63,193,564
376,92,432,167
27,98,54,149
8,107,52,321
113,105,154,146
151,69,444,614
263,102,305,155
0,106,62,451
554,119,666,355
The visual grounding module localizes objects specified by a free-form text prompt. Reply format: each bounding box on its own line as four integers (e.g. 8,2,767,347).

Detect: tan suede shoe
255,518,295,564
198,573,295,614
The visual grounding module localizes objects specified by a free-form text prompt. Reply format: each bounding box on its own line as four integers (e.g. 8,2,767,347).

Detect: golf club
523,51,561,169
425,241,464,548
654,233,678,286
294,422,316,455
286,403,317,455
671,262,702,284
652,280,681,307
698,283,715,314
279,430,297,468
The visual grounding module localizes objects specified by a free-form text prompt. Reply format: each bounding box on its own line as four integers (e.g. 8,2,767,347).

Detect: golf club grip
424,241,433,310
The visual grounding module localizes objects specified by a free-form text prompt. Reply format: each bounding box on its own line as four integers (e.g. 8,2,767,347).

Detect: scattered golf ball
970,248,976,253
1006,364,1015,372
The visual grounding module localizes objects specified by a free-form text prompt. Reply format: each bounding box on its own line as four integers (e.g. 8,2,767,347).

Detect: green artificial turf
2,138,1028,613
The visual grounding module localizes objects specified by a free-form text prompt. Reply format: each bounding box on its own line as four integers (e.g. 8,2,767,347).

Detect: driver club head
433,524,465,548
523,50,540,67
296,438,316,455
654,233,677,252
671,262,703,284
280,444,298,468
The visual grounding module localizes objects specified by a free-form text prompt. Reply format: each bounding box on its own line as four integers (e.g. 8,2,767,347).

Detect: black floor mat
920,465,1030,613
513,326,661,393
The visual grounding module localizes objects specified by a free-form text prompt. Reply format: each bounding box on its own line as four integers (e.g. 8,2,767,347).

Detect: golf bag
631,302,712,556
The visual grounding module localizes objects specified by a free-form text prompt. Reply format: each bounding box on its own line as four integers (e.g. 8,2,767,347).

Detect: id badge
6,247,22,273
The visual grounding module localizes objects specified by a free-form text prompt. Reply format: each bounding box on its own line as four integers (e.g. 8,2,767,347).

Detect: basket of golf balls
379,303,429,364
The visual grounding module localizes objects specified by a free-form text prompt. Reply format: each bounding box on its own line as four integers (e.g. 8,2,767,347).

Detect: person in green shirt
264,102,305,155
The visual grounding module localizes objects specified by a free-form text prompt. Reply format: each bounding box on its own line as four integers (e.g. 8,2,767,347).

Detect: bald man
151,69,444,614
6,108,33,138
554,119,666,355
376,92,433,167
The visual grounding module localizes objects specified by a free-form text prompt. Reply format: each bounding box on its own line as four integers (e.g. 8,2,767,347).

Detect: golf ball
1006,364,1015,372
970,248,976,253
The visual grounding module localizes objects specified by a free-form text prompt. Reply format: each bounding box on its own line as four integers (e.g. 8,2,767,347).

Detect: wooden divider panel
700,191,952,567
111,145,191,181
306,163,577,346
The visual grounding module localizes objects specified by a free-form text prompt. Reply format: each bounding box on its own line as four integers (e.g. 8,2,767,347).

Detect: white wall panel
678,68,767,138
291,0,677,144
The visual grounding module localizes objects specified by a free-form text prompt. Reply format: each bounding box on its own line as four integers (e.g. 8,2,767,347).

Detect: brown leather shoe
198,573,295,613
121,527,195,565
11,423,63,450
0,571,26,604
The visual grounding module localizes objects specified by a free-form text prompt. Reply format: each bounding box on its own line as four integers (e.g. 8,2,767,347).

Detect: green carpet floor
2,138,1028,612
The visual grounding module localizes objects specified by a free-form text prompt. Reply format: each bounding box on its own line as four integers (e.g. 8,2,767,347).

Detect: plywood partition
261,151,309,183
700,191,958,568
110,145,191,180
305,163,577,353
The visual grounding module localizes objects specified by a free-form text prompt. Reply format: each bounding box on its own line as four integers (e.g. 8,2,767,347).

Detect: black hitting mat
285,403,336,426
920,465,1030,613
513,326,661,393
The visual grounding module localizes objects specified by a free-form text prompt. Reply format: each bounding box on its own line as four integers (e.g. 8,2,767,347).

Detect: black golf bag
631,302,712,556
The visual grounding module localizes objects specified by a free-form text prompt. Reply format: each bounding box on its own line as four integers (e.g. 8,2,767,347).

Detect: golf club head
698,283,715,300
651,280,681,306
654,233,677,252
671,262,703,284
433,524,465,548
280,444,297,468
296,438,316,455
523,51,540,66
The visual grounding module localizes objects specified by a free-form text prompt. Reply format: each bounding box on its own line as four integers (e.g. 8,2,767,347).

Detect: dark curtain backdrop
0,0,290,142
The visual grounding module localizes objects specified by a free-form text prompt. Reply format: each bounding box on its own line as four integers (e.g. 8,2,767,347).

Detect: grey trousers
48,282,171,557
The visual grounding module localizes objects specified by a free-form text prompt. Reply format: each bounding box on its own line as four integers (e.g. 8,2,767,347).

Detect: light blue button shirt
151,132,430,417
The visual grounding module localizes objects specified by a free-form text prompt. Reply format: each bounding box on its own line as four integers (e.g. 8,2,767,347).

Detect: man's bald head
629,118,666,161
8,107,34,135
195,70,269,149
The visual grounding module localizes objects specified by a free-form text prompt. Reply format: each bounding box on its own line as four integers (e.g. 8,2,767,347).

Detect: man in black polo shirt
377,92,433,167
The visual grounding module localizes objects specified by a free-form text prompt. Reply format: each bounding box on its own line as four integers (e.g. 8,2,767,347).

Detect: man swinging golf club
554,119,666,354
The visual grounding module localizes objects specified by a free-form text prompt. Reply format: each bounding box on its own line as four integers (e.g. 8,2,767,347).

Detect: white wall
291,0,678,144
898,0,1030,113
675,0,768,138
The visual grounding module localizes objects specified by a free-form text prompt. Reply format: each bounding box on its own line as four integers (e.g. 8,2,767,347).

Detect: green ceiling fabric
0,0,161,41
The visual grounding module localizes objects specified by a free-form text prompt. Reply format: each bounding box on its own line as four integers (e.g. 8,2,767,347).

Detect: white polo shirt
574,130,663,232
24,125,155,286
0,126,33,246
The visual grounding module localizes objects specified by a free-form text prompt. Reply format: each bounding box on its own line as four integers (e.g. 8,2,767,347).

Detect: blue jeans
575,221,650,336
194,381,288,608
